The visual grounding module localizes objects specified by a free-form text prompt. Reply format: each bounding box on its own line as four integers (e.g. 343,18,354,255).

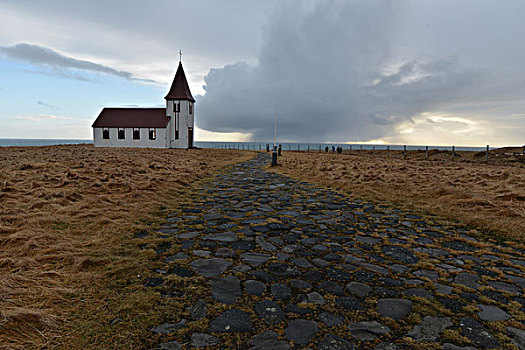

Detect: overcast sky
0,0,524,146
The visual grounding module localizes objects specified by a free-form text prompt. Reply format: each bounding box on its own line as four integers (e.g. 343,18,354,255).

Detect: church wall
93,127,168,148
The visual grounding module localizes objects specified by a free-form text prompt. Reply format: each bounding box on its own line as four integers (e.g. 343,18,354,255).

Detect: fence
205,143,525,164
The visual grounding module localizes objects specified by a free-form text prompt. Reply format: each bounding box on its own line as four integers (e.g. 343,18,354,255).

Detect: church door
188,127,193,148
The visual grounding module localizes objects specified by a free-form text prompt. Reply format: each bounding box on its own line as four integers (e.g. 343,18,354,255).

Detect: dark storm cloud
197,0,525,142
0,43,154,82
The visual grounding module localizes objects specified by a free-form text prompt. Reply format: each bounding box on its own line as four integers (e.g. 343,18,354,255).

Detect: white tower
165,55,195,148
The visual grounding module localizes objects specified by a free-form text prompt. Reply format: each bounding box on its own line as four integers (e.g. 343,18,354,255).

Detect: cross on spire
179,50,182,62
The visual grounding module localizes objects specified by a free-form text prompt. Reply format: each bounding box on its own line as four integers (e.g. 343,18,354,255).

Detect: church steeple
164,61,195,102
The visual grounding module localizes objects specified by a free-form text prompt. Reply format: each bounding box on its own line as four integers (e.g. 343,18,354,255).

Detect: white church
92,60,195,148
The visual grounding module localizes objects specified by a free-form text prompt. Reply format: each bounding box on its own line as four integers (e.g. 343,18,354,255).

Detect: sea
0,139,489,151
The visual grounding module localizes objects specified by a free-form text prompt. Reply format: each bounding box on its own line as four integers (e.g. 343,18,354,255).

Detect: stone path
143,153,525,349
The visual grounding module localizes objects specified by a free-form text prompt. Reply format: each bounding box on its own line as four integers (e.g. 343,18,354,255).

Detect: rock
188,299,207,320
413,269,439,281
248,331,291,350
159,341,182,350
285,319,319,345
348,321,390,341
177,231,199,239
390,264,408,274
382,245,419,264
191,333,219,348
190,258,232,277
193,249,212,257
240,252,271,267
209,309,252,333
336,296,365,310
166,252,188,261
234,264,252,273
291,257,314,268
254,300,285,325
459,317,499,349
442,344,477,350
320,281,344,295
319,312,344,327
290,279,313,291
271,283,292,300
434,282,454,295
256,236,277,251
170,265,194,277
454,272,480,289
151,319,187,334
374,343,398,350
203,231,238,242
477,304,510,321
215,247,236,257
245,280,267,296
211,276,241,304
407,316,452,341
267,263,301,278
487,280,519,294
377,298,412,320
312,258,331,267
346,282,372,297
307,291,326,304
317,334,355,350
507,326,525,350
403,288,433,299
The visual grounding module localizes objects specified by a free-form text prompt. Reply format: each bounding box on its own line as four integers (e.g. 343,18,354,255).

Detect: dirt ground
272,148,525,244
0,144,251,349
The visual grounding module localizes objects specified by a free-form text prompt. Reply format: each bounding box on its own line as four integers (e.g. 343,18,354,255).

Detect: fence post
425,146,429,160
373,146,375,151
452,146,455,161
319,145,321,153
349,145,352,153
404,145,407,159
360,145,363,151
307,145,310,153
486,145,489,163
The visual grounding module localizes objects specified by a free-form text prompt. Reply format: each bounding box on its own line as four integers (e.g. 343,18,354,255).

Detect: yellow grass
272,149,525,243
0,145,251,349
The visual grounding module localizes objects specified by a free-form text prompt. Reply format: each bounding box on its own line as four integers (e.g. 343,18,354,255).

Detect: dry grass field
272,148,525,244
0,145,251,349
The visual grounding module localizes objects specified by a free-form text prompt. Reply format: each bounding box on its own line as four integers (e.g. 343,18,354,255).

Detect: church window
102,128,109,139
175,102,180,113
175,114,179,139
189,103,193,114
133,128,140,140
118,128,125,139
149,128,156,140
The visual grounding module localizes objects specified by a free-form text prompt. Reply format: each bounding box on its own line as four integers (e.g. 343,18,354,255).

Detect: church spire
164,60,195,102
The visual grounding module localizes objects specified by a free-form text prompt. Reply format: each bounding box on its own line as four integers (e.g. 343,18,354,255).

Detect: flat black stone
254,300,286,325
170,266,194,277
381,245,419,264
437,296,466,313
266,263,300,279
460,317,499,349
208,309,252,333
319,281,344,296
317,334,354,350
271,283,292,300
336,296,365,310
318,312,344,327
211,276,241,304
442,240,477,252
285,319,319,345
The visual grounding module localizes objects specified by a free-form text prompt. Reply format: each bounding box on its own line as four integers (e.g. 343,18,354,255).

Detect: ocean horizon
0,138,493,152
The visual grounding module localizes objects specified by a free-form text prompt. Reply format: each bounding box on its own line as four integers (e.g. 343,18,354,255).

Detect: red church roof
164,61,195,102
91,108,170,128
